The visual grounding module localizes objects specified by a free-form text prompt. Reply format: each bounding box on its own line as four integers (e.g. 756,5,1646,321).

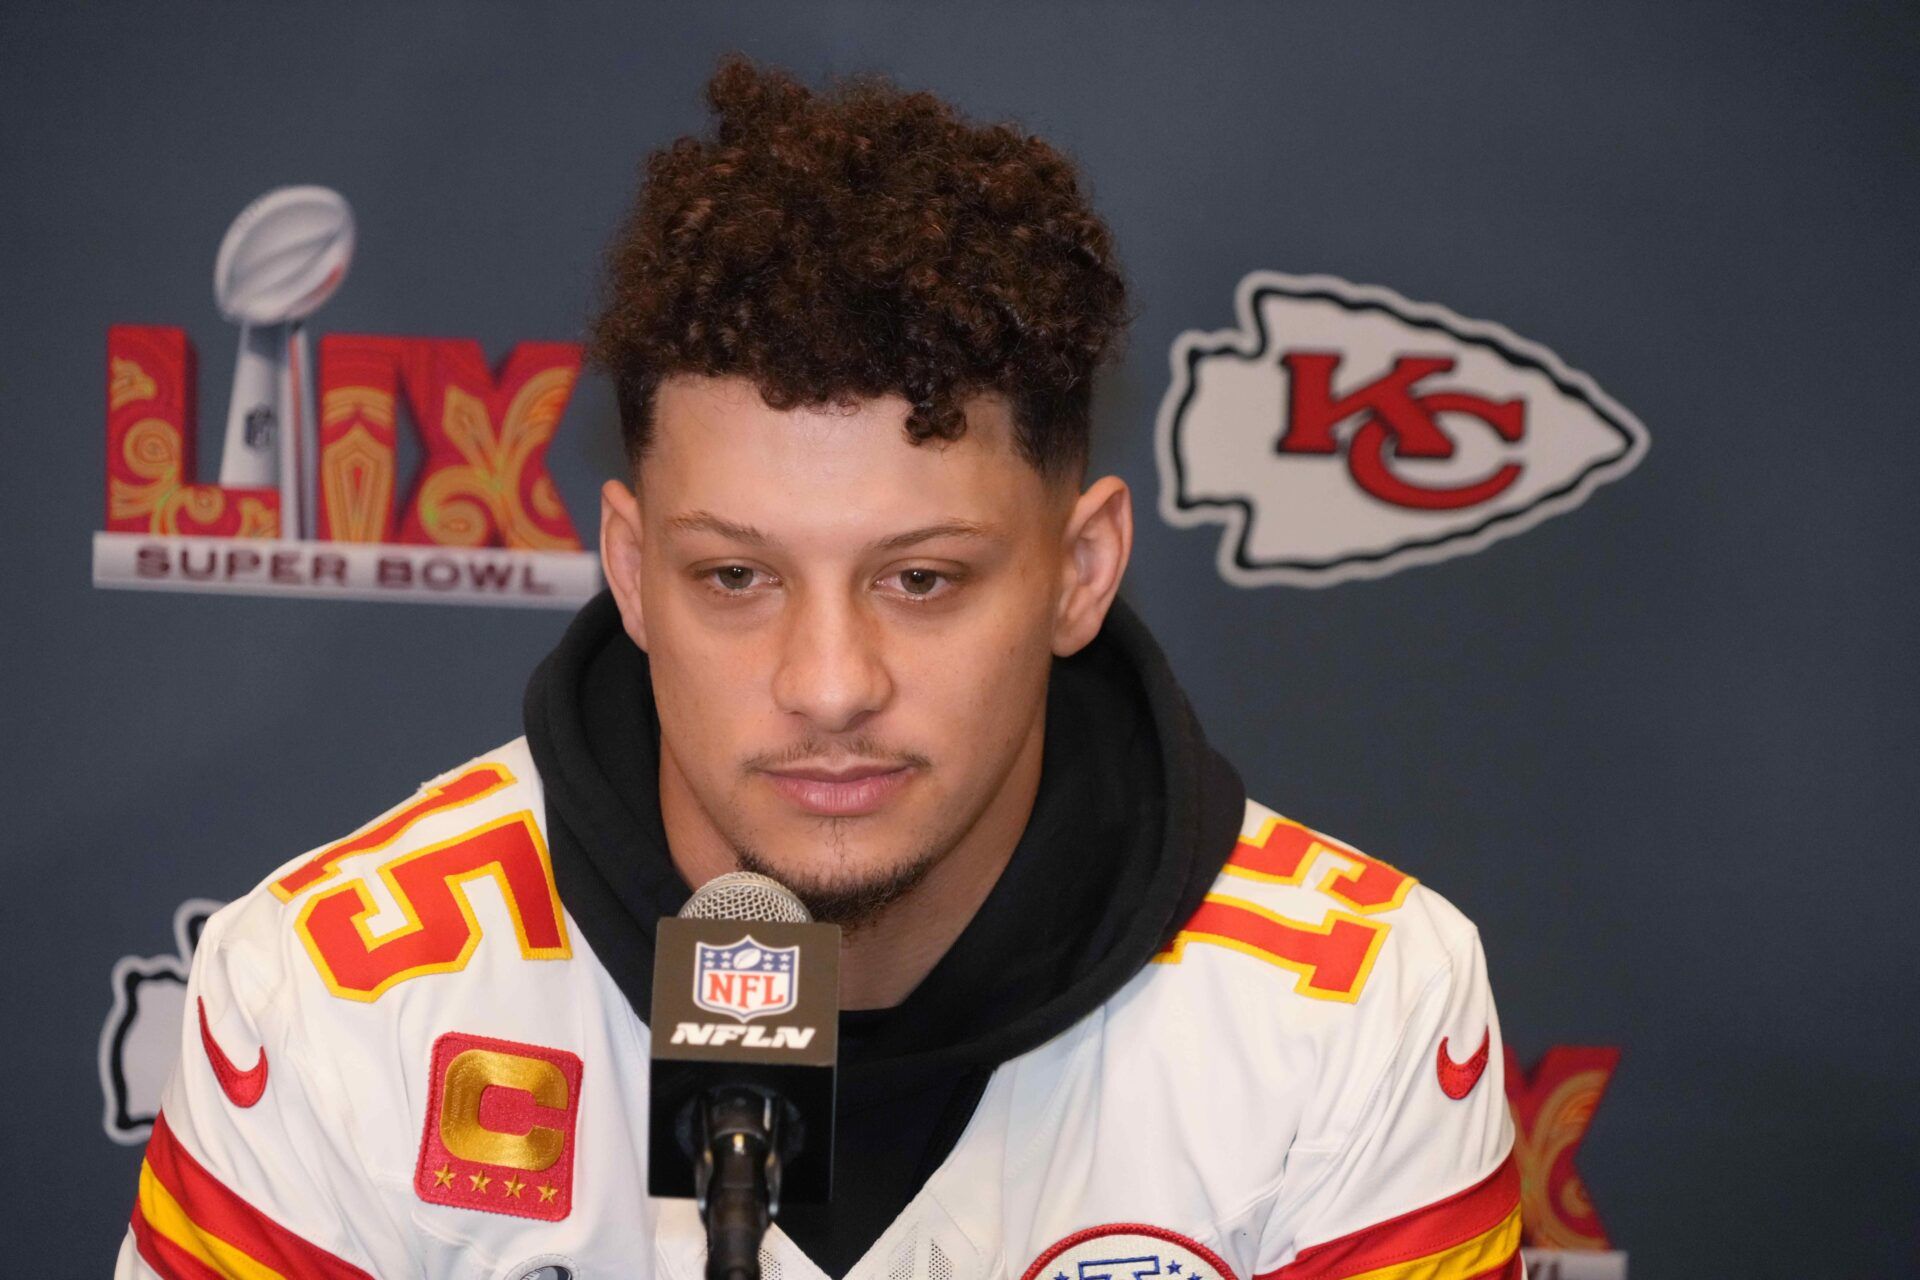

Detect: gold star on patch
503,1176,526,1198
432,1165,455,1189
538,1183,558,1203
468,1172,492,1193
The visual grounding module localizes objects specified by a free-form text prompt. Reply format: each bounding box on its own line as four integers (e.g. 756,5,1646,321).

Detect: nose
769,589,893,734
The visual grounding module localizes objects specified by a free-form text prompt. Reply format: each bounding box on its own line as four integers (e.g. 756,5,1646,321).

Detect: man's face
624,375,1074,921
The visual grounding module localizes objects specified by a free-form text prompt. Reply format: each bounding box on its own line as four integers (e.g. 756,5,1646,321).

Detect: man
119,59,1520,1280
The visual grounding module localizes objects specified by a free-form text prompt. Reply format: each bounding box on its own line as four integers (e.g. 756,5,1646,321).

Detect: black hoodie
522,591,1245,1276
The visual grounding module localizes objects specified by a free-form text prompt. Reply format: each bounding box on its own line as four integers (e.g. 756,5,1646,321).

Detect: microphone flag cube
649,917,840,1203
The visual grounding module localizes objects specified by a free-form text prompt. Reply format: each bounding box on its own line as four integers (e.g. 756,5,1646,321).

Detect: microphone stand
691,1088,798,1280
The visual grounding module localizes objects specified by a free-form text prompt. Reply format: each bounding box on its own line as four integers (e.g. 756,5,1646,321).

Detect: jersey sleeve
113,896,416,1279
1257,922,1523,1280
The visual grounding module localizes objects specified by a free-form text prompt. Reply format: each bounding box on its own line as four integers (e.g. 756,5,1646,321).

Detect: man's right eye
707,565,762,592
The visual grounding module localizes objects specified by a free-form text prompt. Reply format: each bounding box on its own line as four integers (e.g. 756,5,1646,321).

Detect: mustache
743,735,931,773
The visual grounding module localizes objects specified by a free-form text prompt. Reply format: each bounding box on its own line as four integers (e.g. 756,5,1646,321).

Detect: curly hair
588,56,1129,482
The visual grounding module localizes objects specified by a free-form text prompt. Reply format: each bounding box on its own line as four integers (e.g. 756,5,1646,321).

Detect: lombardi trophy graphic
212,186,355,541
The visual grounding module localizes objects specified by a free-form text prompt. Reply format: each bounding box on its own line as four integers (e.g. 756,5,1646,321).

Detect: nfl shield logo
693,936,800,1022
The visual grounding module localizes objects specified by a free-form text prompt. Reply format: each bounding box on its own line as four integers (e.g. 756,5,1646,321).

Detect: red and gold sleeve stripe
128,1111,374,1280
1259,1155,1522,1280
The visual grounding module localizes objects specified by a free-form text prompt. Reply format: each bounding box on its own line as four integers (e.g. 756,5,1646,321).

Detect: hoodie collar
523,590,1244,1082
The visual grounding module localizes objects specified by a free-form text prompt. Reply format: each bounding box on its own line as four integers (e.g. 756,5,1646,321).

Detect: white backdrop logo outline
99,898,225,1144
1156,272,1649,587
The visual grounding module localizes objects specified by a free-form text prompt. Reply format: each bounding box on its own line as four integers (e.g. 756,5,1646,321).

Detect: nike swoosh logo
198,996,268,1108
1436,1027,1491,1100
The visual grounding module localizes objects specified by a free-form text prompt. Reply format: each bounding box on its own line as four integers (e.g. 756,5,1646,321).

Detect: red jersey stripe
142,1112,375,1280
1259,1154,1521,1280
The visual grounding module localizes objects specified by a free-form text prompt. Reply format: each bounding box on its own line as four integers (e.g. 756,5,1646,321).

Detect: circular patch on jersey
1021,1224,1240,1280
498,1254,576,1280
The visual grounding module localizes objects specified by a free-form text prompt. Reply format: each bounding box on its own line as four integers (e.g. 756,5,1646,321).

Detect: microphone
650,872,840,1280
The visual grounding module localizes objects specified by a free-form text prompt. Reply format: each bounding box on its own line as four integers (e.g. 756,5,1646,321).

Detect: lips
762,764,914,817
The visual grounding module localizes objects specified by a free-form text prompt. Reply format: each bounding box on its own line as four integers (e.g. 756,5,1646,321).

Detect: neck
660,714,1047,1011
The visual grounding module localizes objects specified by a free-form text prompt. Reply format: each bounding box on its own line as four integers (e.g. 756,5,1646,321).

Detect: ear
599,477,650,651
1052,474,1133,657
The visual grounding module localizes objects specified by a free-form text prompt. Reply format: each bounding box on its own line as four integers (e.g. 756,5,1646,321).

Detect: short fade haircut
587,56,1129,483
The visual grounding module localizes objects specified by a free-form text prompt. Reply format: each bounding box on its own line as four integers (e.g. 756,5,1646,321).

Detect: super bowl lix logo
93,186,601,606
694,937,800,1022
1157,272,1648,587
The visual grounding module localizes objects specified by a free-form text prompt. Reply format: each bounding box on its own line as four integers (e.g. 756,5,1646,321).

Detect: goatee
733,837,941,932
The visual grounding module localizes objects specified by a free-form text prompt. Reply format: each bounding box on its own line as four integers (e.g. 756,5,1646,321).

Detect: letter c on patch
439,1048,569,1171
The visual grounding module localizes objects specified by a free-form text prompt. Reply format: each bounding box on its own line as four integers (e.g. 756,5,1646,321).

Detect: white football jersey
117,738,1521,1280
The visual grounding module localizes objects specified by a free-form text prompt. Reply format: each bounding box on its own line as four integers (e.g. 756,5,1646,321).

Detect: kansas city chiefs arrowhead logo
1157,271,1649,586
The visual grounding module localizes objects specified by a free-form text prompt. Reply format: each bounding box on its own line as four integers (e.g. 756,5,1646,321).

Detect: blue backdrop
5,3,1916,1275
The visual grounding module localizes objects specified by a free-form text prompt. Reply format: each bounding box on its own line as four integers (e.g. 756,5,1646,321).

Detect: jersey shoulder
204,736,560,1000
191,735,585,1089
1149,795,1479,1009
1109,796,1490,1135
1075,802,1489,1220
159,741,652,1264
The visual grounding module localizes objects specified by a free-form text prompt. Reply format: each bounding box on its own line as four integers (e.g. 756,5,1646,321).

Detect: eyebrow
666,511,775,546
665,511,1001,552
